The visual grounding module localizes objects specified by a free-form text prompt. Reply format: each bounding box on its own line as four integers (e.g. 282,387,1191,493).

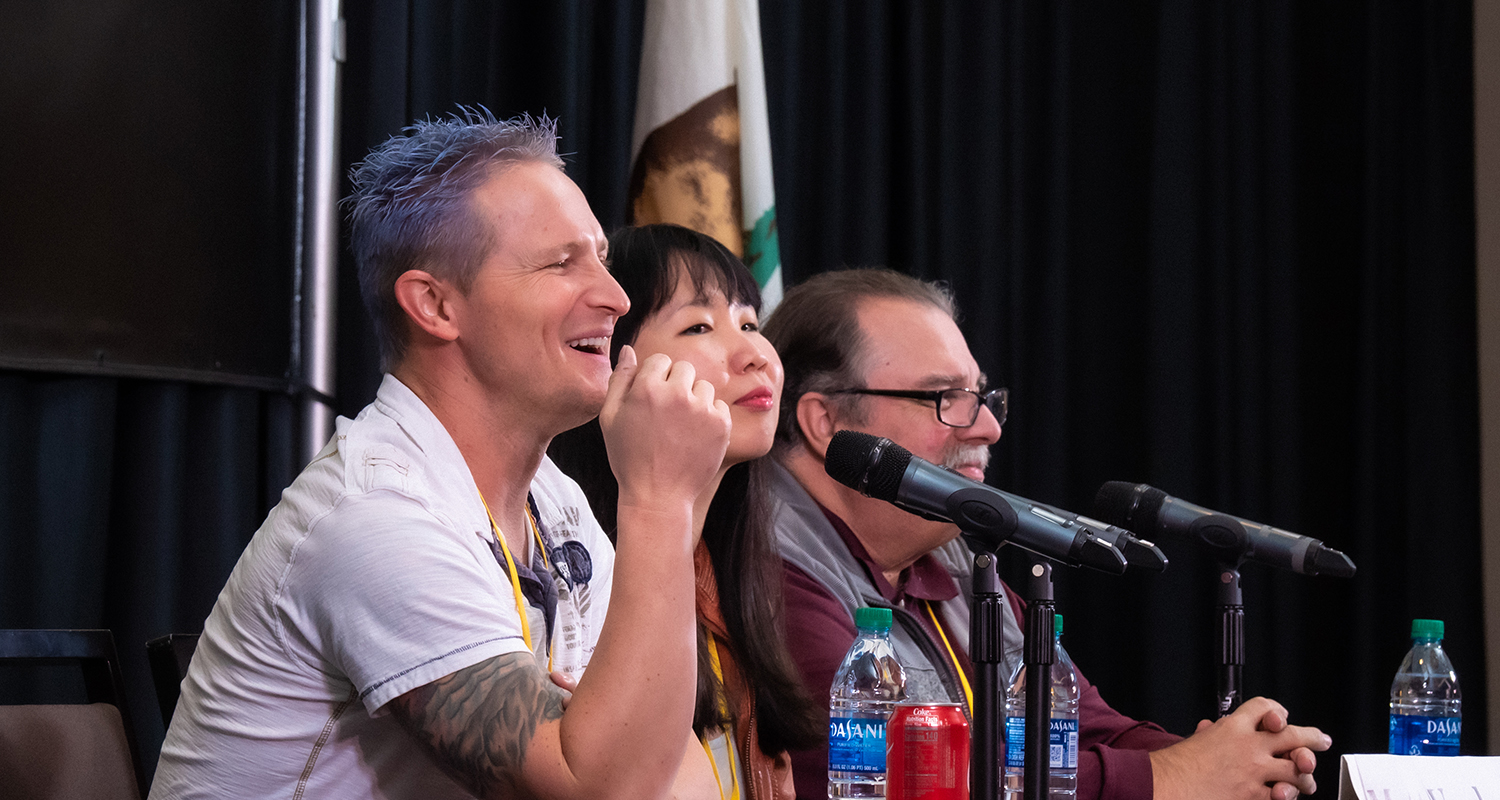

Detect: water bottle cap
1411,618,1444,640
1054,614,1064,637
855,607,893,632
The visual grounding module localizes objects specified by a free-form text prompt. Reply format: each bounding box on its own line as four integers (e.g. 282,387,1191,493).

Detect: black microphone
825,430,1128,574
1092,482,1356,578
1035,503,1169,572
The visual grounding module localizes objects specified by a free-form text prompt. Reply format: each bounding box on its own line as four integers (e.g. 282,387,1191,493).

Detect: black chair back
145,633,200,727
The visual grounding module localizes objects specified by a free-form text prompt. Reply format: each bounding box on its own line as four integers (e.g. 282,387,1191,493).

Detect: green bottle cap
1054,614,1065,637
1411,619,1444,640
855,607,893,632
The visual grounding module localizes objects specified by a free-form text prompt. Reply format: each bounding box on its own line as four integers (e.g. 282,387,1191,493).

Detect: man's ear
393,269,461,343
795,392,840,459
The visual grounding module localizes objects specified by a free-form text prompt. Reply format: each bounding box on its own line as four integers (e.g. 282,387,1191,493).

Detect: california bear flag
628,0,782,312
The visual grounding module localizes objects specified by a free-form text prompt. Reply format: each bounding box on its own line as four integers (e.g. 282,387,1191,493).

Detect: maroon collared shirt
813,503,974,678
781,502,1179,800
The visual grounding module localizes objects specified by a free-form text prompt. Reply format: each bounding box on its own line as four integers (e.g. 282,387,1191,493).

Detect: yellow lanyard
479,493,552,669
701,634,741,800
924,600,974,717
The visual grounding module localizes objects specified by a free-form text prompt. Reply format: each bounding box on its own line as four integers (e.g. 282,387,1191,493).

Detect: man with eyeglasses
763,268,1327,800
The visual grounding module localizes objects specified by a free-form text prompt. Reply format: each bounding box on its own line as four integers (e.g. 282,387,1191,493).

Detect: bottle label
1051,717,1079,769
1388,714,1461,756
1003,716,1078,769
1004,716,1025,770
829,716,887,773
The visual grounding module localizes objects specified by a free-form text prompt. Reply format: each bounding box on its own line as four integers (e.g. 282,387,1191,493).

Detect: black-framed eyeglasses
825,387,1008,428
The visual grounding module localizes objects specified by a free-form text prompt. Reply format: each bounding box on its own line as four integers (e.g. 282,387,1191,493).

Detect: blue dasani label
1004,716,1026,769
1005,717,1079,769
1389,715,1461,756
829,717,888,772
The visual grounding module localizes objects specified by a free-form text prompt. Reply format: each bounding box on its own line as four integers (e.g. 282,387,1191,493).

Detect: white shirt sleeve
274,488,528,715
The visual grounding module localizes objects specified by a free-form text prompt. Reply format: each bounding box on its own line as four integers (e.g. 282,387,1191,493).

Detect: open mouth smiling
566,336,609,356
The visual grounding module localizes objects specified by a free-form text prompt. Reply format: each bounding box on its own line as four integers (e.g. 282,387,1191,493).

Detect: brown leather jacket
695,544,797,800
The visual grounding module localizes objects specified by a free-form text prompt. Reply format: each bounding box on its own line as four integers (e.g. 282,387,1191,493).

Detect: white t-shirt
150,375,614,799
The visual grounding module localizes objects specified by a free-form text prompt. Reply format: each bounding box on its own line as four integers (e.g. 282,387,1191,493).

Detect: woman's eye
742,321,760,332
681,324,710,335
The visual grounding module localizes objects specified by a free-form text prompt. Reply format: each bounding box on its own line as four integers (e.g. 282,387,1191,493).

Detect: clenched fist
599,346,732,523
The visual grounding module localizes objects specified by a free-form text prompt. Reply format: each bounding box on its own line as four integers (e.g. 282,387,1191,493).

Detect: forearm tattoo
390,652,567,796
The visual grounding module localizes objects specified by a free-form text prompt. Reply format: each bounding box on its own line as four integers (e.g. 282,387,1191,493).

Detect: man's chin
556,388,608,431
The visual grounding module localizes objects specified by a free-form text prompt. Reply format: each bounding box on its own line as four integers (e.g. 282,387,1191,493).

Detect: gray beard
940,442,991,476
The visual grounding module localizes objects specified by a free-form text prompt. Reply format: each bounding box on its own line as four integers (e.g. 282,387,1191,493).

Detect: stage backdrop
0,0,1481,789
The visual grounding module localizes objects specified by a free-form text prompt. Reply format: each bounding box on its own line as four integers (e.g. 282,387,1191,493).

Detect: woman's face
629,268,783,468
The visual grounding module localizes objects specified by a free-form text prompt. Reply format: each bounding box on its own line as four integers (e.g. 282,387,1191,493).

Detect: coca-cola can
886,701,970,800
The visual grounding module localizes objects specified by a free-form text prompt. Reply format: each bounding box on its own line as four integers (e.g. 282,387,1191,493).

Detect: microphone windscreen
825,430,913,502
1093,481,1168,531
824,430,882,488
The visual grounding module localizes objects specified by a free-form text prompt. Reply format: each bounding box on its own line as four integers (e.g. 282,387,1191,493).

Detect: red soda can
886,701,970,800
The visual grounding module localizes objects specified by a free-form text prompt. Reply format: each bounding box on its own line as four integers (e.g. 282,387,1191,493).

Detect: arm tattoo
390,651,567,797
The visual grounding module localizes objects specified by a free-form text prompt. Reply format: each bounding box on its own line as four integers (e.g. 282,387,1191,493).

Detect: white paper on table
1339,754,1500,800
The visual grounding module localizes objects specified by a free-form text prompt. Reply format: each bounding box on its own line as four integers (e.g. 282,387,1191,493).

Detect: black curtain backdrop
0,0,1480,791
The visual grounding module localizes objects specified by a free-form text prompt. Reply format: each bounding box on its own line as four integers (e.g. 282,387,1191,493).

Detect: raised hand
599,345,732,518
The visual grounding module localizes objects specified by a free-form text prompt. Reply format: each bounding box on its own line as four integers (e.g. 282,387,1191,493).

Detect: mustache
941,443,991,474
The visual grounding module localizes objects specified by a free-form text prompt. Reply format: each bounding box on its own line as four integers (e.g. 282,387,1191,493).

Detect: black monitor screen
0,1,301,389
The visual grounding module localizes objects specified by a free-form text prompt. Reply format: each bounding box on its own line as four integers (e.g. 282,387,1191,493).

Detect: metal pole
970,551,1005,800
296,0,344,466
1023,561,1055,800
1215,563,1245,718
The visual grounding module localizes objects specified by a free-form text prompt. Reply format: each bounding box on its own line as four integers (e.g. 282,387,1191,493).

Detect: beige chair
0,629,146,800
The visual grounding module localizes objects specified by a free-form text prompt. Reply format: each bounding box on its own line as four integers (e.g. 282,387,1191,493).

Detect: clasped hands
1150,696,1331,800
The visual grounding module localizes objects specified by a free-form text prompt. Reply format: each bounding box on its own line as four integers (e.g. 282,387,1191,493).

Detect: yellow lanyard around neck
479,492,551,668
701,634,741,800
924,599,974,717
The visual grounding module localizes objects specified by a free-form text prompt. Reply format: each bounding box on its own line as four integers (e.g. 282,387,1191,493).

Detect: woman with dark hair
550,223,820,799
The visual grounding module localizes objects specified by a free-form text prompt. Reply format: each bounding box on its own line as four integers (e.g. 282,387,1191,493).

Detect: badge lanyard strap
479,492,553,670
925,599,974,716
701,633,741,800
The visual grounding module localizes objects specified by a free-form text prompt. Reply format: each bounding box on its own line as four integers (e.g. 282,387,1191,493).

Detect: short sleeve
275,489,528,715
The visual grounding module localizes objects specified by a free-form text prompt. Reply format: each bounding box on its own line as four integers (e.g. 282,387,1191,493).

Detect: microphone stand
1215,561,1244,718
968,549,1005,800
963,548,1066,800
1022,560,1055,800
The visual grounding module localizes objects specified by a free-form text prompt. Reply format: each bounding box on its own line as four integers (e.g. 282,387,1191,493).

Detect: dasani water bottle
829,606,907,799
1388,618,1461,756
1003,613,1080,799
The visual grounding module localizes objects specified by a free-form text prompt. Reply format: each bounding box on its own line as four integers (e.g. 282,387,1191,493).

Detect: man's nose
587,258,630,317
962,401,1003,445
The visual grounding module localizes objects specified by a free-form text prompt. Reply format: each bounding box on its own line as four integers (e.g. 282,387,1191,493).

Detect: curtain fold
0,374,293,778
